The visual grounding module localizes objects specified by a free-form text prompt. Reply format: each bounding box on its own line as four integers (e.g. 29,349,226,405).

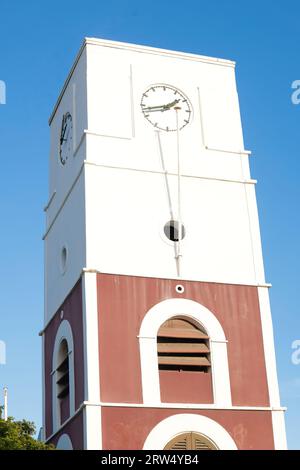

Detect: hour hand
143,99,180,113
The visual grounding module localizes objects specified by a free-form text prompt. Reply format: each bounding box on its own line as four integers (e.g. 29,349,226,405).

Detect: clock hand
164,99,180,109
143,99,180,113
143,105,167,112
60,125,67,143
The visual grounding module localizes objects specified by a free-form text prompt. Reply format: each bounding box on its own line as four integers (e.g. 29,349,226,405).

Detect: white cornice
84,37,235,67
44,401,286,443
49,37,235,125
95,401,287,412
49,40,86,125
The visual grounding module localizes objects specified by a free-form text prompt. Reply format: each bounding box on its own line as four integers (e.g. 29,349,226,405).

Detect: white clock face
59,112,73,165
140,85,192,132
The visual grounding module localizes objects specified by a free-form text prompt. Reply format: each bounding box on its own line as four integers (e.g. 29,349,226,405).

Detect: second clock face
59,112,73,165
140,85,192,132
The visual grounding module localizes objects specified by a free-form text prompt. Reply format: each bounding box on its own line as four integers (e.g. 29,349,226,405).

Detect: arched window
139,298,232,406
164,432,218,450
56,433,73,450
56,339,70,425
143,413,237,450
52,320,75,432
157,317,213,403
157,318,210,372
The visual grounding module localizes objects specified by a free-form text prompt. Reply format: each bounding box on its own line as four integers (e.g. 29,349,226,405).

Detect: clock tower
42,38,287,450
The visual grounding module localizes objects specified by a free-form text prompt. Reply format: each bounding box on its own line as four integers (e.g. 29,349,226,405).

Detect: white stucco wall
45,38,263,324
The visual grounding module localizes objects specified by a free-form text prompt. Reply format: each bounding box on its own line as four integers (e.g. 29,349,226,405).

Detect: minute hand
143,99,180,112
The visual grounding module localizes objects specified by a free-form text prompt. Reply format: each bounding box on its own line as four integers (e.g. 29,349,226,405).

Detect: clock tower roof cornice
84,37,235,67
49,37,235,125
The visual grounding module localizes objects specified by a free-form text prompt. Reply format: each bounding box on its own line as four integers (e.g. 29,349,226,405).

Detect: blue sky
0,0,299,449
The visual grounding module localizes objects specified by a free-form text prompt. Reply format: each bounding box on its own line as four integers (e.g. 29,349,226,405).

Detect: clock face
59,112,73,165
140,85,192,132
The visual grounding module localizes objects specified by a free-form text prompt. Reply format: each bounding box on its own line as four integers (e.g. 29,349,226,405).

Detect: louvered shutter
164,433,190,450
164,432,217,450
56,339,70,399
157,318,211,372
193,434,215,450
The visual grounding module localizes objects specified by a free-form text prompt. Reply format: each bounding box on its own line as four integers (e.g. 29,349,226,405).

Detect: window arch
138,298,231,406
143,413,237,450
52,320,75,432
56,433,73,450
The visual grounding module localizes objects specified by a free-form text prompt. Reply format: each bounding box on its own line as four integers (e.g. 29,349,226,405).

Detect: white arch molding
56,433,73,450
143,414,237,450
52,320,75,433
138,298,232,406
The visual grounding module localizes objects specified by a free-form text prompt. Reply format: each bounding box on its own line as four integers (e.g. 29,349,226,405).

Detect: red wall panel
97,274,269,406
101,406,275,450
60,394,70,425
159,370,213,403
44,278,84,439
48,411,84,450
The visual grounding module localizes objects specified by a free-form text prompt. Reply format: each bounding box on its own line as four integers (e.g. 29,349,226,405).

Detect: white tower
42,38,287,450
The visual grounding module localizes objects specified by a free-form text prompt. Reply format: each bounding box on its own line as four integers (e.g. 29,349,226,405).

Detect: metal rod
175,107,182,277
3,387,8,421
156,130,179,266
156,131,175,220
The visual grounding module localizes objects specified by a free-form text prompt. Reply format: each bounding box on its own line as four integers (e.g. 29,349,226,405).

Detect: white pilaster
257,287,281,407
272,410,288,450
84,404,102,450
82,271,102,449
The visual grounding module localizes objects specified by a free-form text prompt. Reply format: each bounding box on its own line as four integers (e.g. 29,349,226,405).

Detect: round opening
175,284,185,294
164,220,185,242
61,246,68,274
